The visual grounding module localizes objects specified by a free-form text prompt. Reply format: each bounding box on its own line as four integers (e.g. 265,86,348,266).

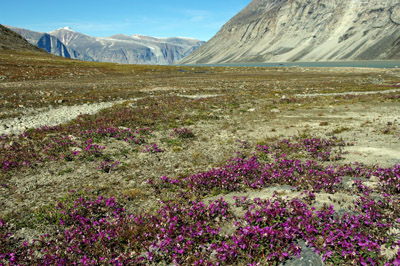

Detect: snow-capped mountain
8,26,204,65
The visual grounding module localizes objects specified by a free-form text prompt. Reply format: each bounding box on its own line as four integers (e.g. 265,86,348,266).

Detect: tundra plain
1,50,400,265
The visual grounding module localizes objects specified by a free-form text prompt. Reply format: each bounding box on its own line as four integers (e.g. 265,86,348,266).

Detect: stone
271,108,281,113
335,208,359,217
391,5,400,24
280,241,324,266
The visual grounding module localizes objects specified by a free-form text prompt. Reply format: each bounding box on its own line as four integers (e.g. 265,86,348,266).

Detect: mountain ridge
8,26,204,65
180,0,400,64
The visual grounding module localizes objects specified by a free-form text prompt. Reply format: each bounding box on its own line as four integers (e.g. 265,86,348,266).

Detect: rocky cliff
8,26,95,61
180,0,400,64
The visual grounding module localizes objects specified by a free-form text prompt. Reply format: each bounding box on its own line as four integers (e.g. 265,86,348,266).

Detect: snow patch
63,26,74,31
50,26,75,33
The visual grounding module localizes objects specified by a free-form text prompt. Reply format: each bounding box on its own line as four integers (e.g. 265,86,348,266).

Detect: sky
1,0,251,41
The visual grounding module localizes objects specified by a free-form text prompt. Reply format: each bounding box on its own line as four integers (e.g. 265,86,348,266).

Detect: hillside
0,24,44,52
181,0,400,64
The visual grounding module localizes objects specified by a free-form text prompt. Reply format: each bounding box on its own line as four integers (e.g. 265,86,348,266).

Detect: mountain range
8,26,205,65
181,0,400,64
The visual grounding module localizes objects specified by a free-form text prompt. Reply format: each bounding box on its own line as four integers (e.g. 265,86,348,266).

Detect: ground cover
0,51,400,265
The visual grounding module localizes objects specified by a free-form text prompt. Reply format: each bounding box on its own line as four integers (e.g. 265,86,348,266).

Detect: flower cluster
1,192,399,265
142,143,164,153
98,160,120,173
1,134,400,265
373,164,400,195
80,127,147,144
160,156,351,196
256,136,347,161
0,93,229,172
0,126,151,171
172,128,195,139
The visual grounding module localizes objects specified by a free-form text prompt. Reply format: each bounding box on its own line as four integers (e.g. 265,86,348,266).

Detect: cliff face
8,26,90,60
36,34,93,61
181,0,400,64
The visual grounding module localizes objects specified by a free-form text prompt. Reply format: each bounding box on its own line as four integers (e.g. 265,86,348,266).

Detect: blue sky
1,0,251,41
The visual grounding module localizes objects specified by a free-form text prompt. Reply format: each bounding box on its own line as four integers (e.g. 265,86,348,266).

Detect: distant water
183,61,400,69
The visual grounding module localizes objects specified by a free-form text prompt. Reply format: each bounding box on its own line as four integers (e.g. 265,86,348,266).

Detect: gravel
0,100,128,136
294,88,400,98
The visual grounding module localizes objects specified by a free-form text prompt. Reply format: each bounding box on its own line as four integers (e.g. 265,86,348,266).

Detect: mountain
0,24,44,52
8,26,89,60
8,26,205,65
36,34,92,60
180,0,400,64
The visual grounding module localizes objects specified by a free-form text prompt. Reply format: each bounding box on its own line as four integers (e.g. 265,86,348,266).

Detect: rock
271,108,280,113
15,227,43,245
280,241,324,266
391,5,400,24
335,208,359,217
314,193,356,212
68,135,77,140
381,244,400,260
381,227,400,259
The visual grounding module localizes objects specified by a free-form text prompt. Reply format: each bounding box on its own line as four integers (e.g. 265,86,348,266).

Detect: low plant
142,143,163,153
